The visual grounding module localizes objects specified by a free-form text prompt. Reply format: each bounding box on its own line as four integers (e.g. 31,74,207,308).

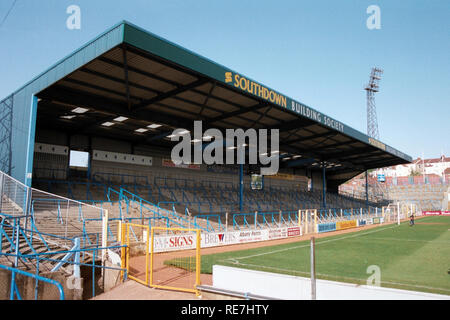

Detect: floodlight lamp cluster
365,67,383,92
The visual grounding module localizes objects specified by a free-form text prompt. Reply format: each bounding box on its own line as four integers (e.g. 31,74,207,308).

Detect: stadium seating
33,170,379,219
386,184,448,211
339,172,449,211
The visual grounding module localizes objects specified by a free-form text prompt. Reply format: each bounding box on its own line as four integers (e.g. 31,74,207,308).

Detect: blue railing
0,264,65,300
231,210,300,230
192,214,225,232
232,212,261,230
280,210,298,225
21,245,127,298
118,187,207,232
1,213,128,299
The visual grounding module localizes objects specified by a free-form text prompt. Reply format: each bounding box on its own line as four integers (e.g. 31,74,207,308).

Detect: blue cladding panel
11,89,33,184
0,95,13,174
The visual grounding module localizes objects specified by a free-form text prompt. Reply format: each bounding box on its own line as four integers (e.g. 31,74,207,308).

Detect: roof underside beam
205,103,268,125
132,78,208,112
38,85,194,130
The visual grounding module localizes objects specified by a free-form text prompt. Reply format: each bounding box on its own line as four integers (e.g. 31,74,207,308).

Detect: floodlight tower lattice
364,67,385,205
365,67,383,140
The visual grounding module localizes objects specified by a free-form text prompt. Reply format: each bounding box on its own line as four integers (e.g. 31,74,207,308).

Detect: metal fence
0,170,106,248
0,171,28,216
0,213,127,300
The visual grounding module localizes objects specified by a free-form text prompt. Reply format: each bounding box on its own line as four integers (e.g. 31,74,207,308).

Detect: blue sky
0,0,448,160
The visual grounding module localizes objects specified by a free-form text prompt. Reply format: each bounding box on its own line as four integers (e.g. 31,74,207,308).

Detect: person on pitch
409,213,415,226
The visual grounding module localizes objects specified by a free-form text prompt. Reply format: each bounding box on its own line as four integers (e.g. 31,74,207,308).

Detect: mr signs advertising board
152,226,301,253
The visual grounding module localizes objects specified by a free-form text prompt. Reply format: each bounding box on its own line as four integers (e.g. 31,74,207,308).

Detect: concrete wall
32,137,309,190
212,265,450,300
0,268,82,300
103,260,122,293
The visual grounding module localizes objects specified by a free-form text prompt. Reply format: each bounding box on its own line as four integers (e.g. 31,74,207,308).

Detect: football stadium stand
0,21,417,300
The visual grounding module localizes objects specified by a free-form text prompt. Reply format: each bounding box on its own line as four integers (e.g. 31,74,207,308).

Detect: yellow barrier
120,223,150,286
150,227,201,296
120,224,201,296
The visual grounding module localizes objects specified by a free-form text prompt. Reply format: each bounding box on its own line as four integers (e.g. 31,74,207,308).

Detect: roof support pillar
25,95,38,187
365,170,369,208
322,163,327,209
239,164,244,212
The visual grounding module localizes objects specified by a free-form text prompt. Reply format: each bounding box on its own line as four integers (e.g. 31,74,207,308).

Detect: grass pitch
199,216,450,295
